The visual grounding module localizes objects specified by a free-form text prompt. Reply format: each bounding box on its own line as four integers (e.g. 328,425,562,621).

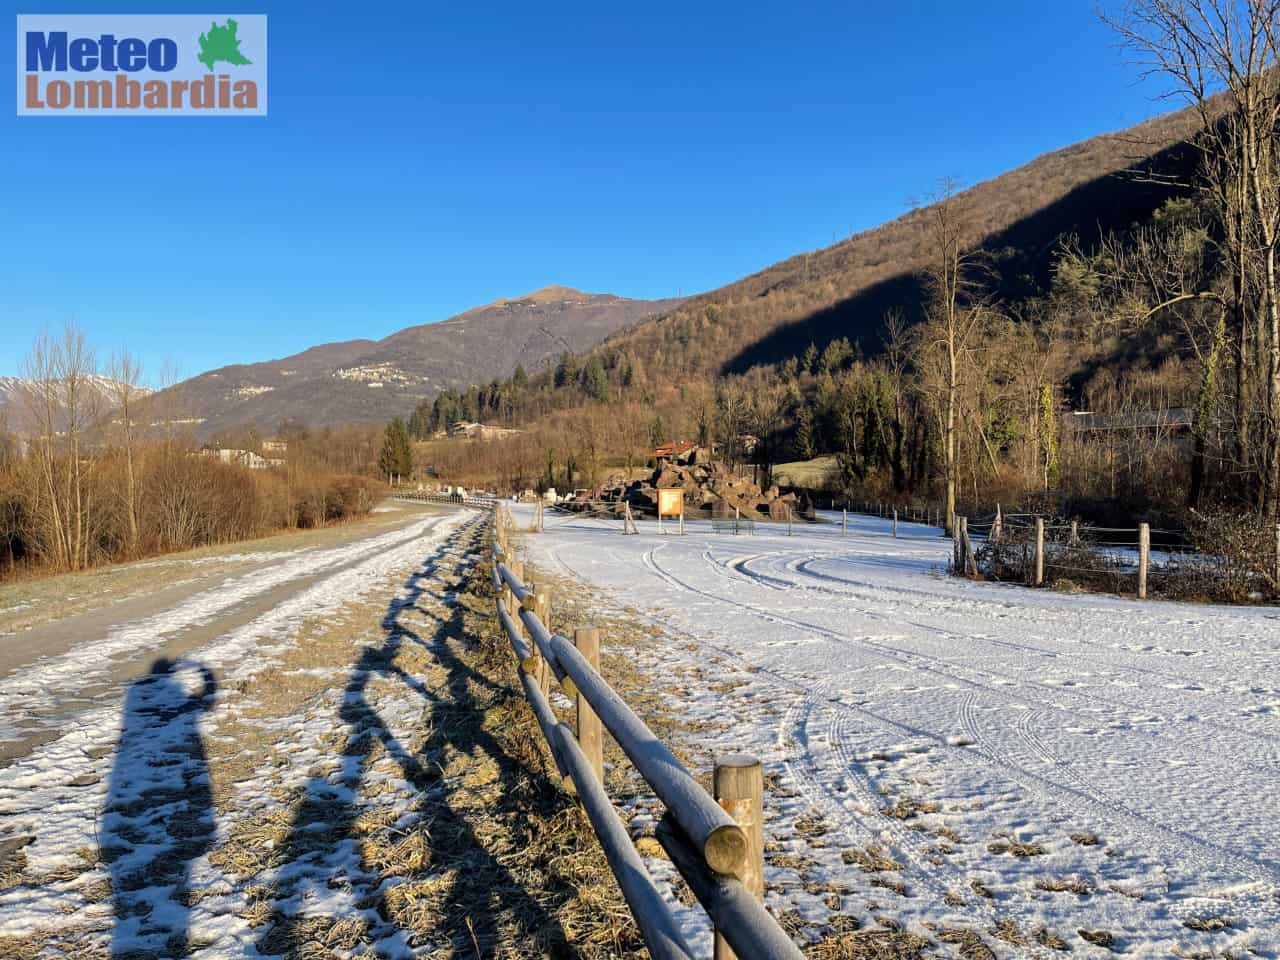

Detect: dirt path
0,503,444,767
0,505,666,960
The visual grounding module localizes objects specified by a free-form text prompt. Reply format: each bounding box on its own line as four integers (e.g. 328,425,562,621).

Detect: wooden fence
949,509,1280,602
489,504,802,960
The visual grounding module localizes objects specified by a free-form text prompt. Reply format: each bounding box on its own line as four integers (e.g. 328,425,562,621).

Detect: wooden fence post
510,560,525,640
713,755,764,960
1034,517,1045,586
893,508,898,539
993,504,1002,544
1070,519,1079,546
574,627,604,784
1138,522,1150,600
953,518,961,572
842,508,847,536
532,588,553,695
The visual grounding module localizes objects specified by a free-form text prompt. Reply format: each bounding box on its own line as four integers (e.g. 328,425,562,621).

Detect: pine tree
378,418,413,481
795,405,816,460
583,356,609,401
802,342,819,375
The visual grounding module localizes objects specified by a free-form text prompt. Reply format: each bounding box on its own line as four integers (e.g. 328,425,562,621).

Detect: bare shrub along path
516,504,1280,958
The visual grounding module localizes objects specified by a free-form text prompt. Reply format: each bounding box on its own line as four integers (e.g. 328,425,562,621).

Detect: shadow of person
101,657,218,959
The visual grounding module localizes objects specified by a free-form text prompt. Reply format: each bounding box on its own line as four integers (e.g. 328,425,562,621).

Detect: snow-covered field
517,504,1280,957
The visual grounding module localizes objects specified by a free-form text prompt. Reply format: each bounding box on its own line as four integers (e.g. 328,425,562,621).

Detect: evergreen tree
378,418,413,481
802,342,819,375
583,356,608,401
407,400,432,440
795,405,816,460
820,337,853,374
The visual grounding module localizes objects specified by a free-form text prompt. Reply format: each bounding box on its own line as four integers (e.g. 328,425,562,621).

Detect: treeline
402,194,1255,539
401,191,1212,526
0,328,381,580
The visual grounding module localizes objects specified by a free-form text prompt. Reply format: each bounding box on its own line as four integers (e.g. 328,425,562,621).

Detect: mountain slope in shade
153,287,682,436
570,102,1207,384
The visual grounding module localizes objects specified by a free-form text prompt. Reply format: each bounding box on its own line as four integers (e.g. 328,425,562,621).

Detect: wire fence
953,509,1280,603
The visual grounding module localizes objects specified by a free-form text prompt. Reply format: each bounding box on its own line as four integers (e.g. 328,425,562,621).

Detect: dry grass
1035,877,1093,896
879,798,940,820
1035,927,1069,950
986,838,1046,857
937,927,996,959
1182,916,1233,932
842,846,903,873
1078,928,1116,948
806,921,932,959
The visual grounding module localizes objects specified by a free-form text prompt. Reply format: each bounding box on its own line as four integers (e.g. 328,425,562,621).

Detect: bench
711,517,755,535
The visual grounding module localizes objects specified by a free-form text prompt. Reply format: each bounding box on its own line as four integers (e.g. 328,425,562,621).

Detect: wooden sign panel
657,488,684,518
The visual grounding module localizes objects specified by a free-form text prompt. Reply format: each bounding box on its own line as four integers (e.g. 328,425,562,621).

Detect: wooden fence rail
489,504,803,960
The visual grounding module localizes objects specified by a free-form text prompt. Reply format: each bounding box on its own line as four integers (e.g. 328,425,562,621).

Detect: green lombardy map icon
197,18,252,71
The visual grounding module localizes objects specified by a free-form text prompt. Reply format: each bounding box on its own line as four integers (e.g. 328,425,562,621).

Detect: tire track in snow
727,549,1280,765
785,553,1273,707
642,543,1280,890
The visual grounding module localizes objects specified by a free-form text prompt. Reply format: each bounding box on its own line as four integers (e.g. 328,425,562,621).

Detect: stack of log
590,446,814,520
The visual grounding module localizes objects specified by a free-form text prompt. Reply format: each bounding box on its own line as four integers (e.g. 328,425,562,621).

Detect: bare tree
915,178,989,533
21,325,102,571
106,350,145,554
1108,0,1280,513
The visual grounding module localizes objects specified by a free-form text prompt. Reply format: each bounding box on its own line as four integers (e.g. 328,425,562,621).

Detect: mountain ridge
152,287,683,437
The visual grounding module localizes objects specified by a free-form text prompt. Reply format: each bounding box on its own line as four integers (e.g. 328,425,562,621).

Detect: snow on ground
0,515,446,747
0,508,473,957
515,503,1280,957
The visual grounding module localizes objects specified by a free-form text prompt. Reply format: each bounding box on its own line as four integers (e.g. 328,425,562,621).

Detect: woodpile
592,446,813,520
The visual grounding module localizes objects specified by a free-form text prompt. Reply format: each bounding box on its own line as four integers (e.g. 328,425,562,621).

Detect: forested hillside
410,77,1276,541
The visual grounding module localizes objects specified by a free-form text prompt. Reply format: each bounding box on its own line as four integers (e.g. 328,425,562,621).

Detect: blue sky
1,1,1175,381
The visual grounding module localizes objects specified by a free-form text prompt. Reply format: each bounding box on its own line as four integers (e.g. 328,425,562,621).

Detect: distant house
261,438,288,455
449,421,523,441
652,440,698,460
204,448,271,470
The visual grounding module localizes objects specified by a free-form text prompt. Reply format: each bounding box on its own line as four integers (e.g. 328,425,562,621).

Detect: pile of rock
595,446,813,521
